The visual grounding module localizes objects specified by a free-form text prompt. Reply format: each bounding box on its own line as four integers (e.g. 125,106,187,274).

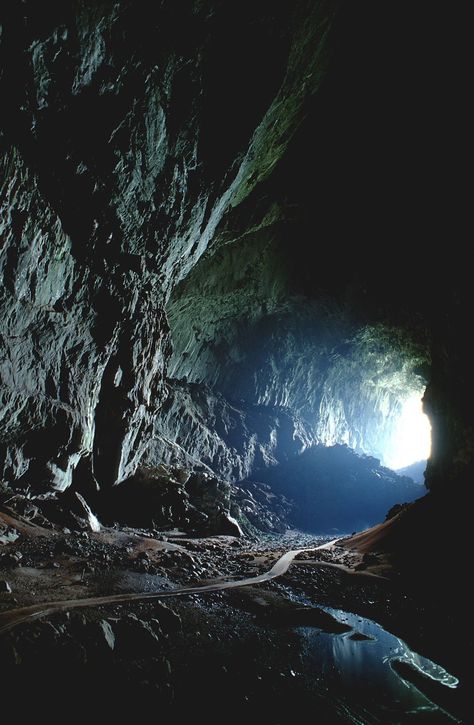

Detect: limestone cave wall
0,0,470,503
0,0,337,491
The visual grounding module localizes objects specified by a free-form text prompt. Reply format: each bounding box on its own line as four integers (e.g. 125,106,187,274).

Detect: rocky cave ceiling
0,0,470,503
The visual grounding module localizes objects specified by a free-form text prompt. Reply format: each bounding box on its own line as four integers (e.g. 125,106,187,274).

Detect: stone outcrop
232,481,293,534
0,1,337,492
95,462,295,537
97,464,241,536
145,378,315,482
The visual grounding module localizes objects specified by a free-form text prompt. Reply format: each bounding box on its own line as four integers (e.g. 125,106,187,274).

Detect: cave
0,2,469,721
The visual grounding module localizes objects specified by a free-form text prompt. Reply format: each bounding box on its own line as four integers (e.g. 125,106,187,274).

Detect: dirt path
0,541,343,635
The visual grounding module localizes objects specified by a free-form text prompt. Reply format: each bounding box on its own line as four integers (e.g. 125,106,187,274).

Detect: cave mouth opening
319,382,432,475
382,391,431,472
310,325,431,483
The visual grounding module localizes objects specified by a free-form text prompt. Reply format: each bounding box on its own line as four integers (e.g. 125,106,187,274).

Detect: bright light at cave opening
384,395,431,471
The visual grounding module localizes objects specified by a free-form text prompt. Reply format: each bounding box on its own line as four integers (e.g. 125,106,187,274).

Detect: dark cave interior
0,1,470,721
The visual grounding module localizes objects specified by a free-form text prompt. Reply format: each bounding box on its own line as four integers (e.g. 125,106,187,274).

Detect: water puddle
299,606,460,723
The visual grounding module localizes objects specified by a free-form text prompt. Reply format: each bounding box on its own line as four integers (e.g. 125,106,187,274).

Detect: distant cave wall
166,221,474,496
166,231,430,468
144,379,315,482
0,0,337,490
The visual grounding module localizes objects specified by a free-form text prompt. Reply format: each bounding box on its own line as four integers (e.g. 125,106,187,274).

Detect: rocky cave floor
0,501,467,723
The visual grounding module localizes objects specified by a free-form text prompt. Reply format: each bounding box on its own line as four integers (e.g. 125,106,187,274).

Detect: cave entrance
165,239,433,531
381,391,431,472
313,326,431,480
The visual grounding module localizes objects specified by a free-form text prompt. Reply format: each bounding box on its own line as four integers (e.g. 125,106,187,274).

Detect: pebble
1,551,23,567
99,619,116,650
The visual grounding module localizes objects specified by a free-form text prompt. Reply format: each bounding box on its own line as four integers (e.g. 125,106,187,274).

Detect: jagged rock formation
142,380,422,534
0,0,471,528
145,378,315,482
97,464,243,536
0,1,337,492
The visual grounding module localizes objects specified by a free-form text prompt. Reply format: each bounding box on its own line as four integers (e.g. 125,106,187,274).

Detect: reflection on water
299,606,460,723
